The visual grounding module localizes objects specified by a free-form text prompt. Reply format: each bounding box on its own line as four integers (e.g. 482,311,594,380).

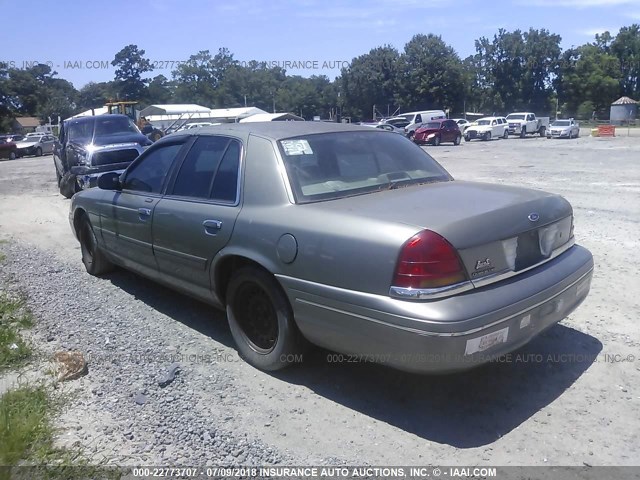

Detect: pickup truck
506,112,549,138
54,114,151,198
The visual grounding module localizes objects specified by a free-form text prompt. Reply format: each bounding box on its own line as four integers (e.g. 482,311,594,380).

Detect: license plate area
515,229,544,271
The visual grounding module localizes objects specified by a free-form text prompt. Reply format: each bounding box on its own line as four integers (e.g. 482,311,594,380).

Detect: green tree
399,34,465,114
339,45,401,119
146,75,174,104
610,24,640,98
111,44,153,100
76,82,114,112
172,48,238,106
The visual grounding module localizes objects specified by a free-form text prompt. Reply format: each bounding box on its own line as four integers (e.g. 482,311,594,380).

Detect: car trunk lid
313,180,574,286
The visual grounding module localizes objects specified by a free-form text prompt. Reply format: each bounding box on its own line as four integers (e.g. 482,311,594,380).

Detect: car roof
159,121,378,143
65,114,130,124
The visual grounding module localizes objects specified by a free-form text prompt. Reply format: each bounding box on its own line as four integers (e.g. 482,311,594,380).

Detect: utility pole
244,94,247,107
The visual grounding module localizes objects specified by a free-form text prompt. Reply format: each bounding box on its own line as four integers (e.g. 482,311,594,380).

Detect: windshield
552,120,571,126
23,135,43,141
422,122,441,129
477,120,491,126
95,116,140,136
506,114,525,120
279,131,451,203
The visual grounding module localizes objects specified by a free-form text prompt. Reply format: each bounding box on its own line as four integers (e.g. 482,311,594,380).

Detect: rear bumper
278,245,593,373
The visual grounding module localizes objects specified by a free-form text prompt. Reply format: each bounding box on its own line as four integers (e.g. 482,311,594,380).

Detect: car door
152,135,243,300
100,140,189,277
42,135,55,154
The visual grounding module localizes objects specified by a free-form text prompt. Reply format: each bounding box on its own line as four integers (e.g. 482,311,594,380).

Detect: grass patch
0,385,52,467
0,294,33,369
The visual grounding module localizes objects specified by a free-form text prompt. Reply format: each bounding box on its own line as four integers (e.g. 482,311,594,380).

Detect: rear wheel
539,127,546,137
454,135,461,146
503,129,509,139
226,267,305,371
8,151,16,160
79,216,114,276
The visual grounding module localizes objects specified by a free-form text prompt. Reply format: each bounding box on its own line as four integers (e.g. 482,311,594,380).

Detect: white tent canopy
240,113,305,123
139,104,212,117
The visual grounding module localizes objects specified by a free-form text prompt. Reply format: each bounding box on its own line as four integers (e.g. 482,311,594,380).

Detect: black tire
484,132,492,141
35,147,43,157
568,131,573,139
464,135,470,142
503,129,509,139
59,172,78,199
539,127,546,137
520,127,526,138
79,216,114,276
406,130,415,140
454,135,461,146
434,136,441,146
226,267,305,371
9,151,16,160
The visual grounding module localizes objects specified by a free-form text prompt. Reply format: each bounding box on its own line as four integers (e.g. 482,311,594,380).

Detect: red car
413,119,462,146
0,137,18,160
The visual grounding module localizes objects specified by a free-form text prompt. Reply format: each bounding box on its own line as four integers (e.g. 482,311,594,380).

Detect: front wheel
59,172,78,199
226,267,305,371
79,217,114,276
35,147,43,157
433,136,441,146
520,128,526,138
484,132,492,141
464,135,470,142
454,135,461,146
9,151,16,160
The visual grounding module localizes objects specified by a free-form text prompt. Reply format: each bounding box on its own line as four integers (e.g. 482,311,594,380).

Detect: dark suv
54,114,152,198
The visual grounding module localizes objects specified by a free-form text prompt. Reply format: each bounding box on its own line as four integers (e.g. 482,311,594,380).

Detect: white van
399,110,447,136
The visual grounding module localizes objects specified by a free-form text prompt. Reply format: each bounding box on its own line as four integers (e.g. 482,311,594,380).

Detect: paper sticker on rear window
281,139,313,156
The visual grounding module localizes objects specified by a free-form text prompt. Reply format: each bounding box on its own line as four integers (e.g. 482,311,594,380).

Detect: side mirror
97,172,122,191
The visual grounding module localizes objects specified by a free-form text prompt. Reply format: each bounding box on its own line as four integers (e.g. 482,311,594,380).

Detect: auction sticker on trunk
465,326,509,355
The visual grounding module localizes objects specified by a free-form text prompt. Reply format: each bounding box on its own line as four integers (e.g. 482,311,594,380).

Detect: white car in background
464,116,509,141
452,118,472,133
547,119,580,139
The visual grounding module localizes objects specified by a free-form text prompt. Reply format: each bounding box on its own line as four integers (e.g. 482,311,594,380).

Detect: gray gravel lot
0,133,638,467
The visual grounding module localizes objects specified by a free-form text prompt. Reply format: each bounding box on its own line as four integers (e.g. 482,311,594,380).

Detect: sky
1,0,637,89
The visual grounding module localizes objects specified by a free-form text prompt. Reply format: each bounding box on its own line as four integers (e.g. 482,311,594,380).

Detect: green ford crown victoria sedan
69,122,593,373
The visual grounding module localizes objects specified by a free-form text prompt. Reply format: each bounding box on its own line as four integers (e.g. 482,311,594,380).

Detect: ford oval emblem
528,213,540,222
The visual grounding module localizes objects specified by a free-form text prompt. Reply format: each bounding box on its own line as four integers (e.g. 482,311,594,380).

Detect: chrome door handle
138,208,151,220
203,219,222,235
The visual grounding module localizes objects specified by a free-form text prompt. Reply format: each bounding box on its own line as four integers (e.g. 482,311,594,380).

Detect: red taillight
392,230,467,289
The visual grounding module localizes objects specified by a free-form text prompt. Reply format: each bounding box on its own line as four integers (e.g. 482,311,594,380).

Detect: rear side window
171,136,241,202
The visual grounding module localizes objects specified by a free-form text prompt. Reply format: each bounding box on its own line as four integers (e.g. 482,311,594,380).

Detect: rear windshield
278,131,451,203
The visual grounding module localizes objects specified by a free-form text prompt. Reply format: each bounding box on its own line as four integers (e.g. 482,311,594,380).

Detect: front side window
123,143,183,193
279,131,451,203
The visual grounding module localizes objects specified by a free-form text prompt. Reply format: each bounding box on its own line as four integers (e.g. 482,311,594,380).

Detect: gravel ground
0,133,638,467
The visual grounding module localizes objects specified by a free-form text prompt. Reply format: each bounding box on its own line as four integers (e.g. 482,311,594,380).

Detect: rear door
152,135,243,299
100,140,189,277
